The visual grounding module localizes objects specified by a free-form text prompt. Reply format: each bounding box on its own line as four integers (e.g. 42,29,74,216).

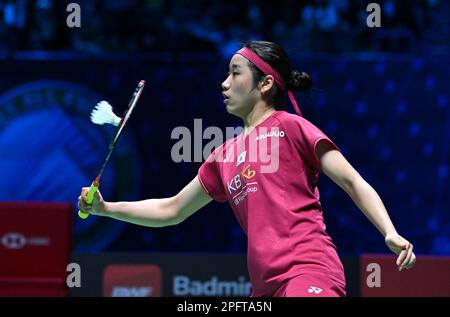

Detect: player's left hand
385,233,416,271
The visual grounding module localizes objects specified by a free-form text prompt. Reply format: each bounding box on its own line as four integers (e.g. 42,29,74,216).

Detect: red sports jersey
198,110,345,296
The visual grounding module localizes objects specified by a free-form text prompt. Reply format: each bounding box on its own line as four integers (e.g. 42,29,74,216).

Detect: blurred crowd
0,0,448,56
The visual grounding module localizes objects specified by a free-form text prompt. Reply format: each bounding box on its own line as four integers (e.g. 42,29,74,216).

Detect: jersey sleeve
198,147,228,202
289,117,340,172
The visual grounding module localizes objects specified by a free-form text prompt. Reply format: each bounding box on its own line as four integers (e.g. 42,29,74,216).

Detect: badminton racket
78,80,145,219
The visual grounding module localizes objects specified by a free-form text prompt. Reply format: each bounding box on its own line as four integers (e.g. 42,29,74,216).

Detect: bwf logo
103,264,162,297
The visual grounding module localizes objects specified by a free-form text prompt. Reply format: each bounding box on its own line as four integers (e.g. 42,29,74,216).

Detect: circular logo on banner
0,80,142,251
1,232,27,249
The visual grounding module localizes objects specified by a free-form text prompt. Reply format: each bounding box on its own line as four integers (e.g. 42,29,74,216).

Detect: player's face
221,54,260,117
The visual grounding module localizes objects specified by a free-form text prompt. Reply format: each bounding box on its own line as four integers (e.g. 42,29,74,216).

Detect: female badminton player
78,40,416,297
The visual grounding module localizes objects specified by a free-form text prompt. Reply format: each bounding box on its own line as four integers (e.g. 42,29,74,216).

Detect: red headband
236,47,302,116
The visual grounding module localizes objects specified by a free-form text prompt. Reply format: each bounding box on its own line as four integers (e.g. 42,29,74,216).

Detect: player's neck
242,104,276,136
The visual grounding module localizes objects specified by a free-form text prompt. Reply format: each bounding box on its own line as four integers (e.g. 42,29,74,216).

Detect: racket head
109,80,145,149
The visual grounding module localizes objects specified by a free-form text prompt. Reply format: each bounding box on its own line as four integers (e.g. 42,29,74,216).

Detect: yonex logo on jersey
307,286,323,294
255,130,285,141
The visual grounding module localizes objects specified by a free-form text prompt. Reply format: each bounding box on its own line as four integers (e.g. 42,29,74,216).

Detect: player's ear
260,75,274,94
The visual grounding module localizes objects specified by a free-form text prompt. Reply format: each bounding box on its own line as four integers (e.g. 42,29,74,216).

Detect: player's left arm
316,139,416,271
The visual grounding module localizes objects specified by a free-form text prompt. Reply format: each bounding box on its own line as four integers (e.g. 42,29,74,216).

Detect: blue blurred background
0,0,449,257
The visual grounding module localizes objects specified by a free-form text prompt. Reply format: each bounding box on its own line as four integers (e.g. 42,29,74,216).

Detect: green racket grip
86,182,99,204
78,180,100,219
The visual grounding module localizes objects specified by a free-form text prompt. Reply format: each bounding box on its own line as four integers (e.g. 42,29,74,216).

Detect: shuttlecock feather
90,101,121,126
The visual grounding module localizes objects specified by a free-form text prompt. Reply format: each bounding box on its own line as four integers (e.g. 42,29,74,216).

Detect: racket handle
78,180,100,219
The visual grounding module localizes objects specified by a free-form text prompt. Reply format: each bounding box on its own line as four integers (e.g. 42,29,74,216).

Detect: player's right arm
78,176,212,227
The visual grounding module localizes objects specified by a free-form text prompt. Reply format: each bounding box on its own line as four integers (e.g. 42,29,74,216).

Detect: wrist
102,201,114,216
384,228,398,238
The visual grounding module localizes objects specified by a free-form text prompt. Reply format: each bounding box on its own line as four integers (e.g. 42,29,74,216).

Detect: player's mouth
222,93,230,103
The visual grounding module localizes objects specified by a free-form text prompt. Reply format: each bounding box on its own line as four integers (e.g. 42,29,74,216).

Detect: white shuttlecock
90,101,121,126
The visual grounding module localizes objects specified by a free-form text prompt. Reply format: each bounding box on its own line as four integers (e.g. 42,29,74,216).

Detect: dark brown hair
243,40,313,107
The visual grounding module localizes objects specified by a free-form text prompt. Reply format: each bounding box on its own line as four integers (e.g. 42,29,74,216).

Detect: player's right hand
78,187,107,216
